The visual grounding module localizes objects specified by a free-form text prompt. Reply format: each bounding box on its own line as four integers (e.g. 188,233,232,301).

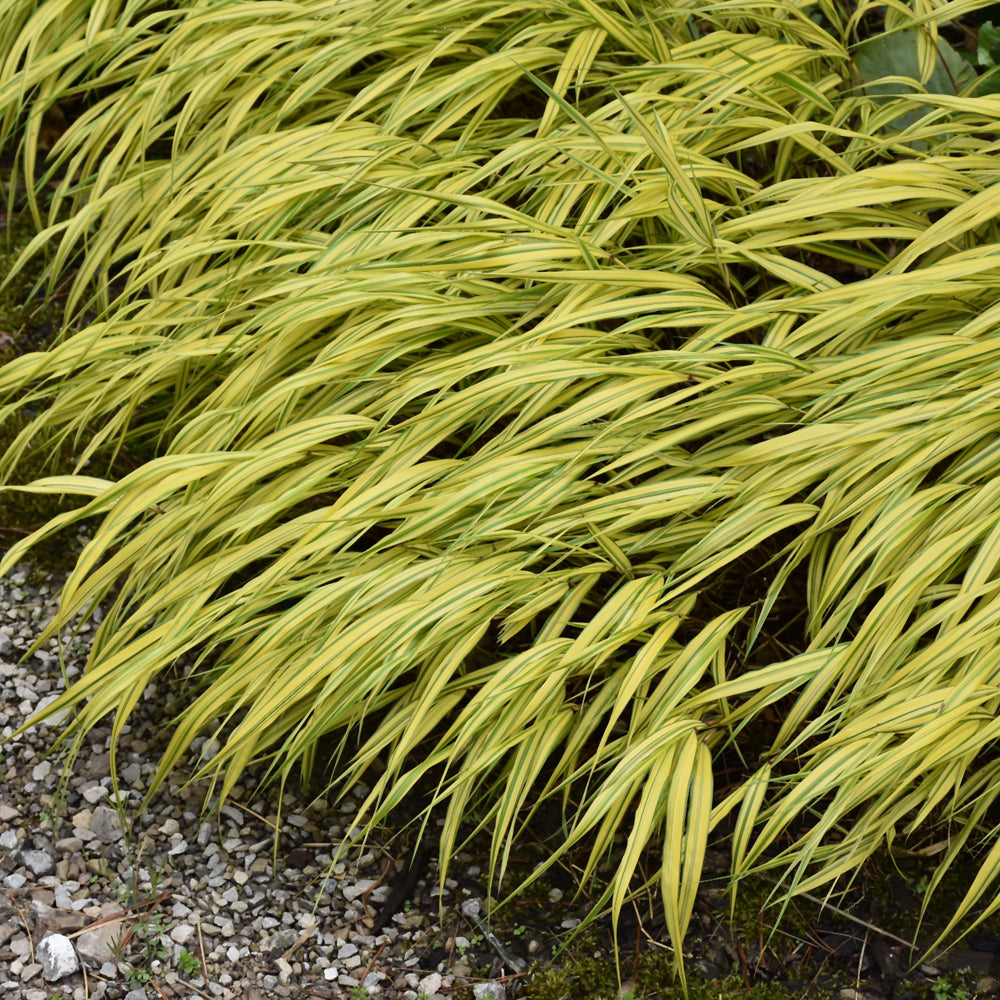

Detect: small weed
123,963,151,986
930,975,971,1000
109,848,174,985
176,948,200,977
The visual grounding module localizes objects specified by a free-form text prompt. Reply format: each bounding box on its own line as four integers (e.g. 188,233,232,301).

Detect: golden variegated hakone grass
4,0,1000,982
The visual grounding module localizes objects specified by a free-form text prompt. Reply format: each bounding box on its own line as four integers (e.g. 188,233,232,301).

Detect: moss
522,953,832,1000
516,853,1000,1000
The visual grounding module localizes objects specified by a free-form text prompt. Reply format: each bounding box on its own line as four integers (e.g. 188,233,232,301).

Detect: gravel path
0,566,553,1000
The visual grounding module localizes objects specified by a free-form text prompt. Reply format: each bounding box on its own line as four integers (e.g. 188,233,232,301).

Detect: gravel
0,565,553,999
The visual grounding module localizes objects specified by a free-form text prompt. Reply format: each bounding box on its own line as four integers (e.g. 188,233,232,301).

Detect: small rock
37,933,80,981
0,804,19,821
167,838,188,856
75,922,122,969
31,760,51,781
31,900,86,935
71,809,93,830
4,874,26,889
19,849,55,877
418,973,443,996
342,879,375,902
124,989,149,1000
259,928,298,956
473,984,506,1000
169,924,196,946
89,805,122,844
0,829,19,850
119,762,142,786
20,962,43,981
362,970,385,994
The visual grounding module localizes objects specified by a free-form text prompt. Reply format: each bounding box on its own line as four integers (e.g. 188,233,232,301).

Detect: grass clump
3,0,1000,983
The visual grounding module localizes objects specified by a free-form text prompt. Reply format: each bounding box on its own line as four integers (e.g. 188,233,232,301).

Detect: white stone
37,933,80,981
418,973,443,996
473,984,506,1000
169,924,195,946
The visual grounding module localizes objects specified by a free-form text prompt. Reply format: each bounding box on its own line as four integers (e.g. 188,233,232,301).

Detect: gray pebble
260,928,298,956
88,805,122,843
19,848,55,876
473,983,507,1000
